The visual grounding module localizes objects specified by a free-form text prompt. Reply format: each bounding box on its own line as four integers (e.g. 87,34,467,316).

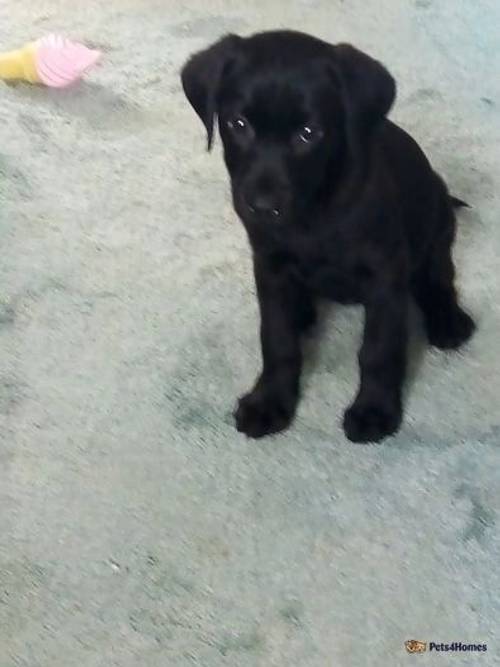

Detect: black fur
182,30,475,443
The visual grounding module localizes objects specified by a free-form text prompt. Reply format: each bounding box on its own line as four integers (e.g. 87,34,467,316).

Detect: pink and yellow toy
0,34,101,87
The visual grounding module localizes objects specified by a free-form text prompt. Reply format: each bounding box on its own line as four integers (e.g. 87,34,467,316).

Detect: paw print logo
405,640,427,653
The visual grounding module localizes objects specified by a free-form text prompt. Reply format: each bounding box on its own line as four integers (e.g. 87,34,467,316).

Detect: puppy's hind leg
412,196,475,349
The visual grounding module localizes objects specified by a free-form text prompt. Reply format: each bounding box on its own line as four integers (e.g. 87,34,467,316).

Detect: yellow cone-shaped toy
0,43,39,83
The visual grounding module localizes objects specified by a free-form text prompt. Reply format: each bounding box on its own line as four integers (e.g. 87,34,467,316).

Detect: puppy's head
182,31,395,231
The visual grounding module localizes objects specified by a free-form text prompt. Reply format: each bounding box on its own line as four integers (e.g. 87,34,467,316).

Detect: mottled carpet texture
1,1,499,666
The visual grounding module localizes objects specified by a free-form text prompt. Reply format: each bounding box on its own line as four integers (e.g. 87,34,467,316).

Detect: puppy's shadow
301,299,345,382
300,299,429,393
405,304,429,392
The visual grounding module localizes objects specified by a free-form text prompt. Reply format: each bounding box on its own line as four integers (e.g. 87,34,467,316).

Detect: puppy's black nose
245,192,282,220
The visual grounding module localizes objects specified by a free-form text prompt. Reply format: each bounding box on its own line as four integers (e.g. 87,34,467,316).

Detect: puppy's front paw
343,400,401,444
234,389,294,438
426,306,475,350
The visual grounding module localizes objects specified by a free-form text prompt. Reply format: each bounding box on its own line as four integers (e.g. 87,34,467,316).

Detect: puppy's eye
295,125,324,147
227,116,249,133
225,116,255,146
299,126,314,143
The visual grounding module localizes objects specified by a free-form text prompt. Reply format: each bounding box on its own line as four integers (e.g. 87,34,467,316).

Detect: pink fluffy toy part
35,34,101,88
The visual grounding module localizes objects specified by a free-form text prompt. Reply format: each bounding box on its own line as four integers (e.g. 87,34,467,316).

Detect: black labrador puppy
181,30,475,443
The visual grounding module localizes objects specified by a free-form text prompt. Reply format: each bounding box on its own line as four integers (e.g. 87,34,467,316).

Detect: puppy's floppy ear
181,35,241,150
333,44,396,144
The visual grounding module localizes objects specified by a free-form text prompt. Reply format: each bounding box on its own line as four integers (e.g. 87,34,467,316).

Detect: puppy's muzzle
243,190,283,221
242,175,290,223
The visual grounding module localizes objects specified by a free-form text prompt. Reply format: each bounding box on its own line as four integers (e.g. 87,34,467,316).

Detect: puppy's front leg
235,255,304,438
343,281,408,443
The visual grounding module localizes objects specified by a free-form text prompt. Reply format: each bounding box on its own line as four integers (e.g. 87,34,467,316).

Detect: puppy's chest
288,247,364,303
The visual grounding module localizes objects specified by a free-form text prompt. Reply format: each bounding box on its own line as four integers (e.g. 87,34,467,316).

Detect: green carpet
1,1,499,665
